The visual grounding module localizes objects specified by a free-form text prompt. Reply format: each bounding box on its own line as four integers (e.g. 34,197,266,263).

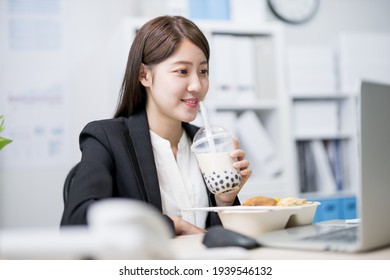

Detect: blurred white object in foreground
0,199,174,259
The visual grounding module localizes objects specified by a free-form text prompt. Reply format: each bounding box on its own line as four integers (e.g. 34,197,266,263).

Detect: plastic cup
191,125,242,194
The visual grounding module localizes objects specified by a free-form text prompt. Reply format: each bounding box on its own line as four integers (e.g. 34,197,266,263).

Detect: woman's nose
187,74,204,93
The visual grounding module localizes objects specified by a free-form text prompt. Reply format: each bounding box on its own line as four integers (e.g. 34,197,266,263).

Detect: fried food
242,196,307,207
242,196,278,206
277,196,307,206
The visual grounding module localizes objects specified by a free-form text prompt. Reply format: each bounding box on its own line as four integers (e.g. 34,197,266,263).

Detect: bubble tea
191,125,242,194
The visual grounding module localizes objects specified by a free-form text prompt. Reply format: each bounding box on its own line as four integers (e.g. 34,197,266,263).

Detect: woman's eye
177,69,188,74
200,69,209,75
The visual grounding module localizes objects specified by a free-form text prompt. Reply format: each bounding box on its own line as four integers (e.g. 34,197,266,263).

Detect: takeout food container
216,202,320,238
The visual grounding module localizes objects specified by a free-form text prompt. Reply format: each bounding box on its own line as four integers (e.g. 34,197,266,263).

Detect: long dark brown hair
114,15,210,118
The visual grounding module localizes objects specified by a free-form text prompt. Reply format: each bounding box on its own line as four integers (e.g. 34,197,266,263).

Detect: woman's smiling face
142,39,209,124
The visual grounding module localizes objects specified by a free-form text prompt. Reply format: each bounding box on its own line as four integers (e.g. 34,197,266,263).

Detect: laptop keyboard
301,226,358,244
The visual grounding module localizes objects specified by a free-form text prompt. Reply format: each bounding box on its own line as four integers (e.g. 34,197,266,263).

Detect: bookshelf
287,34,390,221
291,93,359,194
288,33,390,209
284,43,360,221
123,18,296,202
290,92,359,221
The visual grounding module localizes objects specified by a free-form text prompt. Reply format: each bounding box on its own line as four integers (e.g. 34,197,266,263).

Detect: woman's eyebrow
171,60,208,66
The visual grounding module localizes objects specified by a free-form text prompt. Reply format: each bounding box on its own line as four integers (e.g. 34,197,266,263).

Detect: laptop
256,80,390,252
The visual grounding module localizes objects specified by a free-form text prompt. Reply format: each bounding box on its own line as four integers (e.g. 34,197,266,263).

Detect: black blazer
60,109,239,232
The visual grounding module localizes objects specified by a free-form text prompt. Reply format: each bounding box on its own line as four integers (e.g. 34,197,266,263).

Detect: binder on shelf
297,141,317,193
235,36,257,101
325,140,344,191
212,34,236,101
236,111,282,178
296,142,308,193
212,34,278,104
309,140,338,194
255,36,277,100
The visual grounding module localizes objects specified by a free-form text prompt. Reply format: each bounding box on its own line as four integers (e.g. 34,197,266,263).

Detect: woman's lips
182,98,198,108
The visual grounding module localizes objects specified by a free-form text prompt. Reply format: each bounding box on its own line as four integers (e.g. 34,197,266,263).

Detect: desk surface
171,234,390,260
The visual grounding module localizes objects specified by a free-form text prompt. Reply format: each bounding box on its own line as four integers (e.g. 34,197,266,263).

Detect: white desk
171,233,390,260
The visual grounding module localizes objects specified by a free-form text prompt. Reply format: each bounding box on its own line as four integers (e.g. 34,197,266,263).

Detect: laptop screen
359,80,390,249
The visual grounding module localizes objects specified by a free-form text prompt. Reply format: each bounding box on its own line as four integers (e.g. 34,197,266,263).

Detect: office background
1,0,390,229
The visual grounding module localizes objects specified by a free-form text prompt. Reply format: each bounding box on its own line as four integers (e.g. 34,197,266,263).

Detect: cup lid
191,125,233,153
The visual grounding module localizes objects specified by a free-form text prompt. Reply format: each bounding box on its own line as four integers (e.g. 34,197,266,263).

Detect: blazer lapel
123,110,163,211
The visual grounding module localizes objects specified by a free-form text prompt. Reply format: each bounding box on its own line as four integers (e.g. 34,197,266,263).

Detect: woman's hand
215,137,252,206
170,216,206,235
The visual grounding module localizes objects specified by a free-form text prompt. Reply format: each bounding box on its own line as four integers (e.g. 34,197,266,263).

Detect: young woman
60,15,252,235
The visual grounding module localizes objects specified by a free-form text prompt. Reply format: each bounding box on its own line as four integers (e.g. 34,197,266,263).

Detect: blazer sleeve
60,120,117,226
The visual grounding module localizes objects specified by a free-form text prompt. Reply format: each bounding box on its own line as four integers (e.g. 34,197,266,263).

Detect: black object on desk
202,226,261,250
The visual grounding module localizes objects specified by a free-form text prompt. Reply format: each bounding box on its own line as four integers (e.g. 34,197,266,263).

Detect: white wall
283,0,390,46
1,0,389,229
0,0,137,229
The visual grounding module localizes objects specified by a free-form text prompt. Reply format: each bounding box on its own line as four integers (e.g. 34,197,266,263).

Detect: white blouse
149,130,209,228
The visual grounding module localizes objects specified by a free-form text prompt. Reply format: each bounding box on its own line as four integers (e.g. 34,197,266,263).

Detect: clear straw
199,101,216,152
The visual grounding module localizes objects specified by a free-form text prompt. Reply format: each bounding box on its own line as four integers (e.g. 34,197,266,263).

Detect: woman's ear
139,64,151,87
